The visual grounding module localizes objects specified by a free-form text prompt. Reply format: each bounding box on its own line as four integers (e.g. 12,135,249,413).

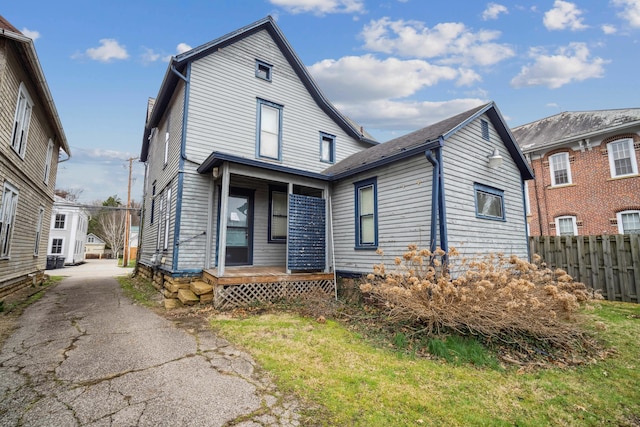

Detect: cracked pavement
0,260,302,426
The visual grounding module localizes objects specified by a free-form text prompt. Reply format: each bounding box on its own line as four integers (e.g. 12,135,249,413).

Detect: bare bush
359,246,602,359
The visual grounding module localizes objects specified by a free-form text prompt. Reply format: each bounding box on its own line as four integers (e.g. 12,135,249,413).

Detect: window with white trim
0,183,19,258
34,206,45,255
11,83,34,158
257,99,282,160
54,213,66,229
549,152,572,186
156,193,164,251
607,139,638,178
164,114,170,166
555,216,577,236
163,186,171,251
51,238,63,254
320,132,335,164
269,186,287,242
617,210,640,234
44,139,54,183
355,178,377,248
474,183,505,221
524,181,531,215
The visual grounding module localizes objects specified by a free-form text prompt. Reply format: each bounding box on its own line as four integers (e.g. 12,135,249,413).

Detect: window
474,183,505,220
163,186,171,251
549,152,572,186
481,119,489,141
524,181,531,215
164,114,170,165
555,216,577,236
54,213,66,229
269,186,287,242
617,210,640,234
257,99,282,160
11,83,34,158
87,236,95,243
320,132,335,164
34,206,44,255
44,139,54,183
607,139,638,178
156,194,164,251
150,181,156,224
255,60,272,81
355,178,377,248
0,183,19,258
51,238,63,254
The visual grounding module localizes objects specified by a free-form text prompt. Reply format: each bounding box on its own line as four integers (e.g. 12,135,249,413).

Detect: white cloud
510,43,608,89
482,3,508,20
76,39,129,62
176,43,192,54
141,48,162,63
543,1,587,31
601,24,617,34
21,28,40,40
456,68,482,86
360,18,514,66
612,0,640,28
269,0,365,15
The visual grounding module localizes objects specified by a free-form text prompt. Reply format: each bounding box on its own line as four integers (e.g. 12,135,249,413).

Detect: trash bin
56,257,65,269
46,256,57,270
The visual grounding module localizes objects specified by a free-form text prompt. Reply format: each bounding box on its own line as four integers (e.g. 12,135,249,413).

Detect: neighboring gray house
138,16,533,302
48,195,89,266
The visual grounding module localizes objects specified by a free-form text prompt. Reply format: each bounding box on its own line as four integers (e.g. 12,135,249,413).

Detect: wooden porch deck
202,266,334,286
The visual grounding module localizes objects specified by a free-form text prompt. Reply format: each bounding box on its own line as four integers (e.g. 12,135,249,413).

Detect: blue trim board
353,177,378,249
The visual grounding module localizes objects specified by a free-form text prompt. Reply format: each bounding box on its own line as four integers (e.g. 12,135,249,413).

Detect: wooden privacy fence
529,235,640,303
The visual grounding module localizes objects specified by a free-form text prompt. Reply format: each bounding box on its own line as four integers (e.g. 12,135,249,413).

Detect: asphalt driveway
0,260,300,426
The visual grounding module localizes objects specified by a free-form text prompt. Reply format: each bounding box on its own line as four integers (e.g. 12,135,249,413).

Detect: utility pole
122,157,138,267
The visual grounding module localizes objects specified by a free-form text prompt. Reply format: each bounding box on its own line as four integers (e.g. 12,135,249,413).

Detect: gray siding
185,29,369,171
442,115,528,259
332,155,434,275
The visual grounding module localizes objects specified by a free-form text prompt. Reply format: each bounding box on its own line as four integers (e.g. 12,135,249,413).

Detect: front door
225,192,253,265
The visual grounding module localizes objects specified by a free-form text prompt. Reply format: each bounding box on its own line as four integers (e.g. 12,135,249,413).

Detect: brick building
512,109,640,236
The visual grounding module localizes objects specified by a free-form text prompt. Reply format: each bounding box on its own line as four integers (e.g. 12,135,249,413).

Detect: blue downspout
522,179,531,261
436,138,448,253
425,150,439,254
172,63,190,272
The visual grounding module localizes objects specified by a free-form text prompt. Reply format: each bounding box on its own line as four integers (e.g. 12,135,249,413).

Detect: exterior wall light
488,148,503,168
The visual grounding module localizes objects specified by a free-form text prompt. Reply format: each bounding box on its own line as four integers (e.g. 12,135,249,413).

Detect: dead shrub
359,246,603,363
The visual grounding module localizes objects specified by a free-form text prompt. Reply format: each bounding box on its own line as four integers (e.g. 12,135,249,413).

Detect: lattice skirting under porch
214,279,335,310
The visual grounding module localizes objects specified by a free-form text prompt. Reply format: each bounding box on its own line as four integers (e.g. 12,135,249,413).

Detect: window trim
474,183,506,221
549,152,572,186
616,210,640,234
481,119,490,141
163,114,170,166
555,215,578,236
255,60,273,81
163,186,172,251
11,82,34,159
354,177,378,249
268,185,288,243
0,183,20,259
256,99,283,161
34,206,45,256
319,132,336,164
50,237,64,255
54,213,66,230
44,139,54,183
607,138,638,178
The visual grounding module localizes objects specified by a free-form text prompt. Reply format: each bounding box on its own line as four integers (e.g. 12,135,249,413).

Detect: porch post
218,162,230,276
324,183,331,273
286,182,293,274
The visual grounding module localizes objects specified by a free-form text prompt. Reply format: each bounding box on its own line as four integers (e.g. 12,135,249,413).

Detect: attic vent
255,60,272,81
481,120,489,141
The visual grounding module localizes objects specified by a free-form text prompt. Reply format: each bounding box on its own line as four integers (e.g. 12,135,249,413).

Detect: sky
3,0,639,204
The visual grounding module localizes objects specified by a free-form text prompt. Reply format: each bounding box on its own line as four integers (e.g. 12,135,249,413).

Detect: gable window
474,183,505,220
617,210,640,234
355,178,377,248
87,235,95,243
54,213,66,229
320,132,336,164
44,139,54,183
269,186,287,242
549,152,571,186
51,238,63,254
255,60,272,81
481,119,490,141
34,206,45,255
555,216,577,236
11,83,34,159
0,183,19,258
257,99,282,160
164,115,170,166
607,139,638,178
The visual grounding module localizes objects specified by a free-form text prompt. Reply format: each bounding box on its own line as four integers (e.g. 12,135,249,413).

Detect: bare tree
96,209,127,259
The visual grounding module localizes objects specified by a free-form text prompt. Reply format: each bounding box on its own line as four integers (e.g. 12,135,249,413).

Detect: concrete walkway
0,260,301,426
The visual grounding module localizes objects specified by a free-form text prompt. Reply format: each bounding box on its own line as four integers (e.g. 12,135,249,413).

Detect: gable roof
85,233,105,244
512,108,640,153
0,15,70,156
141,15,375,161
324,102,534,180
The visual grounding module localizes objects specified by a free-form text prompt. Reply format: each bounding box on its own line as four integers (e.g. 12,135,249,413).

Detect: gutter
424,136,448,258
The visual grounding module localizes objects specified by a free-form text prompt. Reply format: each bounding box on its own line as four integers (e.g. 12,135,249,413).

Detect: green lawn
210,301,640,426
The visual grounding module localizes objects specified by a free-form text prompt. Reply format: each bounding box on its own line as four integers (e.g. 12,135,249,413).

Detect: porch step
177,289,199,305
190,280,213,295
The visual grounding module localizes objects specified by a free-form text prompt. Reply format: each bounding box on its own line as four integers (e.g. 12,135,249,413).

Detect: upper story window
164,114,170,166
269,186,287,242
474,183,505,221
257,99,283,161
87,235,95,243
255,60,273,81
607,139,638,178
481,119,490,141
0,183,20,258
320,132,336,164
555,215,577,236
54,213,66,229
44,139,54,183
11,83,34,159
549,152,572,186
617,210,640,234
355,178,378,249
